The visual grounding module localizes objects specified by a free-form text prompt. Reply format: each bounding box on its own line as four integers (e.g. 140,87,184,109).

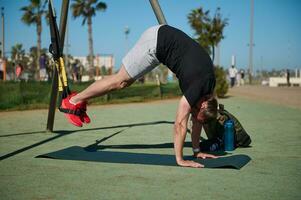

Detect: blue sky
1,0,300,71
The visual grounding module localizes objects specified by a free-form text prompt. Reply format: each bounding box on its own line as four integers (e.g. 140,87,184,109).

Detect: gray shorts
122,25,163,80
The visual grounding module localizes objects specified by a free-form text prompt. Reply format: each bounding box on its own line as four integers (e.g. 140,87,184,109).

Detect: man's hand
177,159,204,168
194,152,218,159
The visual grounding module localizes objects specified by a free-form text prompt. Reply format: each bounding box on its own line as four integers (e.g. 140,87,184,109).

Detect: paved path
228,85,301,109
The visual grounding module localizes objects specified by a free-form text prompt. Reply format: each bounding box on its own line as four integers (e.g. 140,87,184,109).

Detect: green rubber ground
0,96,300,200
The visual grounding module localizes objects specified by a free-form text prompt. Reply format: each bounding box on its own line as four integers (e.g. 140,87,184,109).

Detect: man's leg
61,26,161,127
70,65,134,104
230,78,235,87
60,65,134,127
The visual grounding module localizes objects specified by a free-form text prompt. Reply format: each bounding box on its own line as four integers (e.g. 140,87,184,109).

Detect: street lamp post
1,7,6,81
1,7,4,59
248,0,254,84
124,26,130,53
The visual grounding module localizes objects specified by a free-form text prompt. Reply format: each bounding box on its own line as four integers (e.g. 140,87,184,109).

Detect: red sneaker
60,93,84,127
81,113,91,124
79,101,91,124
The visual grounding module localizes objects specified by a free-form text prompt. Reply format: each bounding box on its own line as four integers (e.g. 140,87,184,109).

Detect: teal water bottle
224,120,235,151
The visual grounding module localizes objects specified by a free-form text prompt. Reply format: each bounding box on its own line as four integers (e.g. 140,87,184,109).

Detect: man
15,63,24,80
193,103,252,151
0,58,3,80
229,65,237,87
62,25,218,168
240,69,245,86
39,54,47,81
286,69,290,87
71,60,79,82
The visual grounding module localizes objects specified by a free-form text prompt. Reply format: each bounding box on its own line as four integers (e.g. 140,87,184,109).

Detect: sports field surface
0,86,300,200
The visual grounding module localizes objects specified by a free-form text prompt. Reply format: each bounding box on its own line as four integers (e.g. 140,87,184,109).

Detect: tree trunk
37,16,42,81
87,16,94,80
211,44,215,66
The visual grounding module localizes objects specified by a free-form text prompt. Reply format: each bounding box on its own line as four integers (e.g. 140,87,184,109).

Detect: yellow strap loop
55,62,63,91
59,57,68,87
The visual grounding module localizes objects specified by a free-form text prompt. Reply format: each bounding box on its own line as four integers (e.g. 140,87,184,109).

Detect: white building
73,54,115,71
73,54,115,81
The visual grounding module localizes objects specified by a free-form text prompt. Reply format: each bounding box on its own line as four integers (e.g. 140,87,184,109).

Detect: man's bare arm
174,96,203,168
190,115,202,153
191,116,218,159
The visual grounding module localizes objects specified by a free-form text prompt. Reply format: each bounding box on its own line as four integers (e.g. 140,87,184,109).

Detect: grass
0,81,182,111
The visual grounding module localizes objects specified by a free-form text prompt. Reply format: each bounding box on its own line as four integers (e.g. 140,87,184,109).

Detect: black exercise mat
36,146,251,169
196,154,251,169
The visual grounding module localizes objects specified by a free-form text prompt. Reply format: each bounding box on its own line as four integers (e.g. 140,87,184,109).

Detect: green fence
0,81,182,111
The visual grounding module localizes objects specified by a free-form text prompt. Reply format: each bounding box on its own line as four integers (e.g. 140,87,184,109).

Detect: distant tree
27,46,49,77
20,0,48,79
28,46,38,76
188,8,210,53
100,66,108,76
71,0,107,79
11,43,26,64
64,54,74,78
9,44,32,78
214,66,228,98
144,64,168,83
157,64,169,83
188,7,228,62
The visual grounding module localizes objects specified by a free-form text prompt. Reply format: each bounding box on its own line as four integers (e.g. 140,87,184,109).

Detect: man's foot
60,93,87,127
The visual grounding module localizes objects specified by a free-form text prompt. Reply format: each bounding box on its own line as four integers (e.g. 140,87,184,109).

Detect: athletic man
61,25,218,168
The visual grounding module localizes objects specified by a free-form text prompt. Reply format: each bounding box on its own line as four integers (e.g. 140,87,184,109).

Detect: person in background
39,54,47,81
0,58,3,80
72,60,79,82
286,69,290,87
229,65,238,87
78,62,83,82
240,69,245,86
15,63,24,80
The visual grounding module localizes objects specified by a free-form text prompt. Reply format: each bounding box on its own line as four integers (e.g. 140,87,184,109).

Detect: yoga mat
36,146,251,169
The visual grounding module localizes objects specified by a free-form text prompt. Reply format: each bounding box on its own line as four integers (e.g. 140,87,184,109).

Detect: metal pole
65,19,69,75
59,0,69,51
216,44,220,67
260,56,263,79
1,7,4,59
46,0,69,132
248,0,254,84
149,0,167,24
1,7,6,81
124,26,130,54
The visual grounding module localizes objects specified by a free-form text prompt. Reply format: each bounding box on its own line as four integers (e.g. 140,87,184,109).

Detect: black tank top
156,25,215,107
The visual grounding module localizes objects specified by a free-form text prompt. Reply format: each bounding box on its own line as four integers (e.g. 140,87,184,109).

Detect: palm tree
11,43,26,64
71,0,107,79
188,8,211,53
20,0,47,80
209,8,228,62
188,7,228,62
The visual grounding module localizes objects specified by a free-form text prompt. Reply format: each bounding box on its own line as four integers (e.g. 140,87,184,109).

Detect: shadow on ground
0,120,174,161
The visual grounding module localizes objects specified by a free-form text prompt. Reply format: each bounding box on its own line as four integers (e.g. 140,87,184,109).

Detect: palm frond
20,0,47,26
71,0,107,25
96,2,107,11
31,0,41,8
71,0,85,17
188,6,228,56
